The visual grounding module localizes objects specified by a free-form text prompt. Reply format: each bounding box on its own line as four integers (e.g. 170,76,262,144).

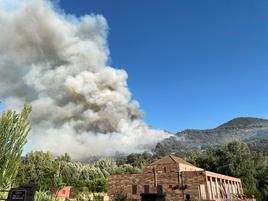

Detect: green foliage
253,153,268,201
87,177,108,193
34,191,60,201
154,136,193,158
35,191,60,201
15,151,59,191
114,164,141,174
75,192,91,201
95,158,117,176
57,160,81,188
55,153,72,162
15,152,142,193
0,191,8,201
0,105,31,189
125,152,153,168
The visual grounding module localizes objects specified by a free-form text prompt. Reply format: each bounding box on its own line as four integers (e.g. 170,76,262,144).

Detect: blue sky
58,1,268,132
60,0,268,131
2,0,268,133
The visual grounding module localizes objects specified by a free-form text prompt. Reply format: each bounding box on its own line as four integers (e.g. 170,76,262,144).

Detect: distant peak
216,117,268,130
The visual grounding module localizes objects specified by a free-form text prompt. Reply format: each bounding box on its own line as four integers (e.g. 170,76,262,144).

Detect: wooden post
205,176,211,200
153,167,157,187
239,182,243,195
209,177,214,200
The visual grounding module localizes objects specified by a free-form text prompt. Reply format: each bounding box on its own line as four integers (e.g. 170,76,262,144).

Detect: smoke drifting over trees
0,0,169,160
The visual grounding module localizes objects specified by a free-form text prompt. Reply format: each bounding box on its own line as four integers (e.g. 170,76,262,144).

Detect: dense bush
15,151,142,192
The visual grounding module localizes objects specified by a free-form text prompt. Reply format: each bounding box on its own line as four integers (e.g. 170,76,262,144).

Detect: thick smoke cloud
0,0,169,160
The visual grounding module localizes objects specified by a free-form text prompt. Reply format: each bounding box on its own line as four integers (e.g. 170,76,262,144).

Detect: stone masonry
108,155,245,201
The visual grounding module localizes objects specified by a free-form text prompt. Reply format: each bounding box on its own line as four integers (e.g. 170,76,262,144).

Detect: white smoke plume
0,0,170,160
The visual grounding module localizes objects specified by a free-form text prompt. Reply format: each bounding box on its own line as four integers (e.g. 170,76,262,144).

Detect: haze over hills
155,117,268,156
178,117,268,147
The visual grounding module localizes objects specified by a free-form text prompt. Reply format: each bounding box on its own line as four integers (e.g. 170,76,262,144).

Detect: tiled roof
150,154,196,167
169,155,197,167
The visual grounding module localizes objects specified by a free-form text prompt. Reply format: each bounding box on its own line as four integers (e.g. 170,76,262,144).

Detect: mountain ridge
177,117,268,133
155,117,268,156
216,117,268,130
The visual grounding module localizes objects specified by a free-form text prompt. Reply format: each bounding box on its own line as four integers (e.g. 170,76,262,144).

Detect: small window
132,185,137,194
144,185,149,193
169,185,172,188
164,167,167,173
157,185,163,193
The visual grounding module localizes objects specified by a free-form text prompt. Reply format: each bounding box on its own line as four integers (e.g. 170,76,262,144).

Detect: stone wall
108,174,143,201
108,155,245,201
182,171,206,201
143,163,182,201
108,163,186,201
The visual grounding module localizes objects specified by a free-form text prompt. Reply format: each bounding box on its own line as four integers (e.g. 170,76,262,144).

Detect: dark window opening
157,185,163,193
164,167,167,173
144,185,149,193
132,185,137,194
169,185,172,188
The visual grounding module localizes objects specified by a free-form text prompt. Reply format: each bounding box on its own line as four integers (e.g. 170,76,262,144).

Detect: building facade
108,155,247,201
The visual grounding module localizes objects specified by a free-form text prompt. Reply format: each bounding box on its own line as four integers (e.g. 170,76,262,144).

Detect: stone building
108,154,247,201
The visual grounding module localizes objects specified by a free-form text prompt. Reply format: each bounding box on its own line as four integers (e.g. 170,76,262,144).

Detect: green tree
115,164,141,174
219,141,256,196
87,177,108,193
58,161,81,188
95,158,117,176
254,153,268,201
15,151,58,191
0,105,31,189
126,152,153,168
